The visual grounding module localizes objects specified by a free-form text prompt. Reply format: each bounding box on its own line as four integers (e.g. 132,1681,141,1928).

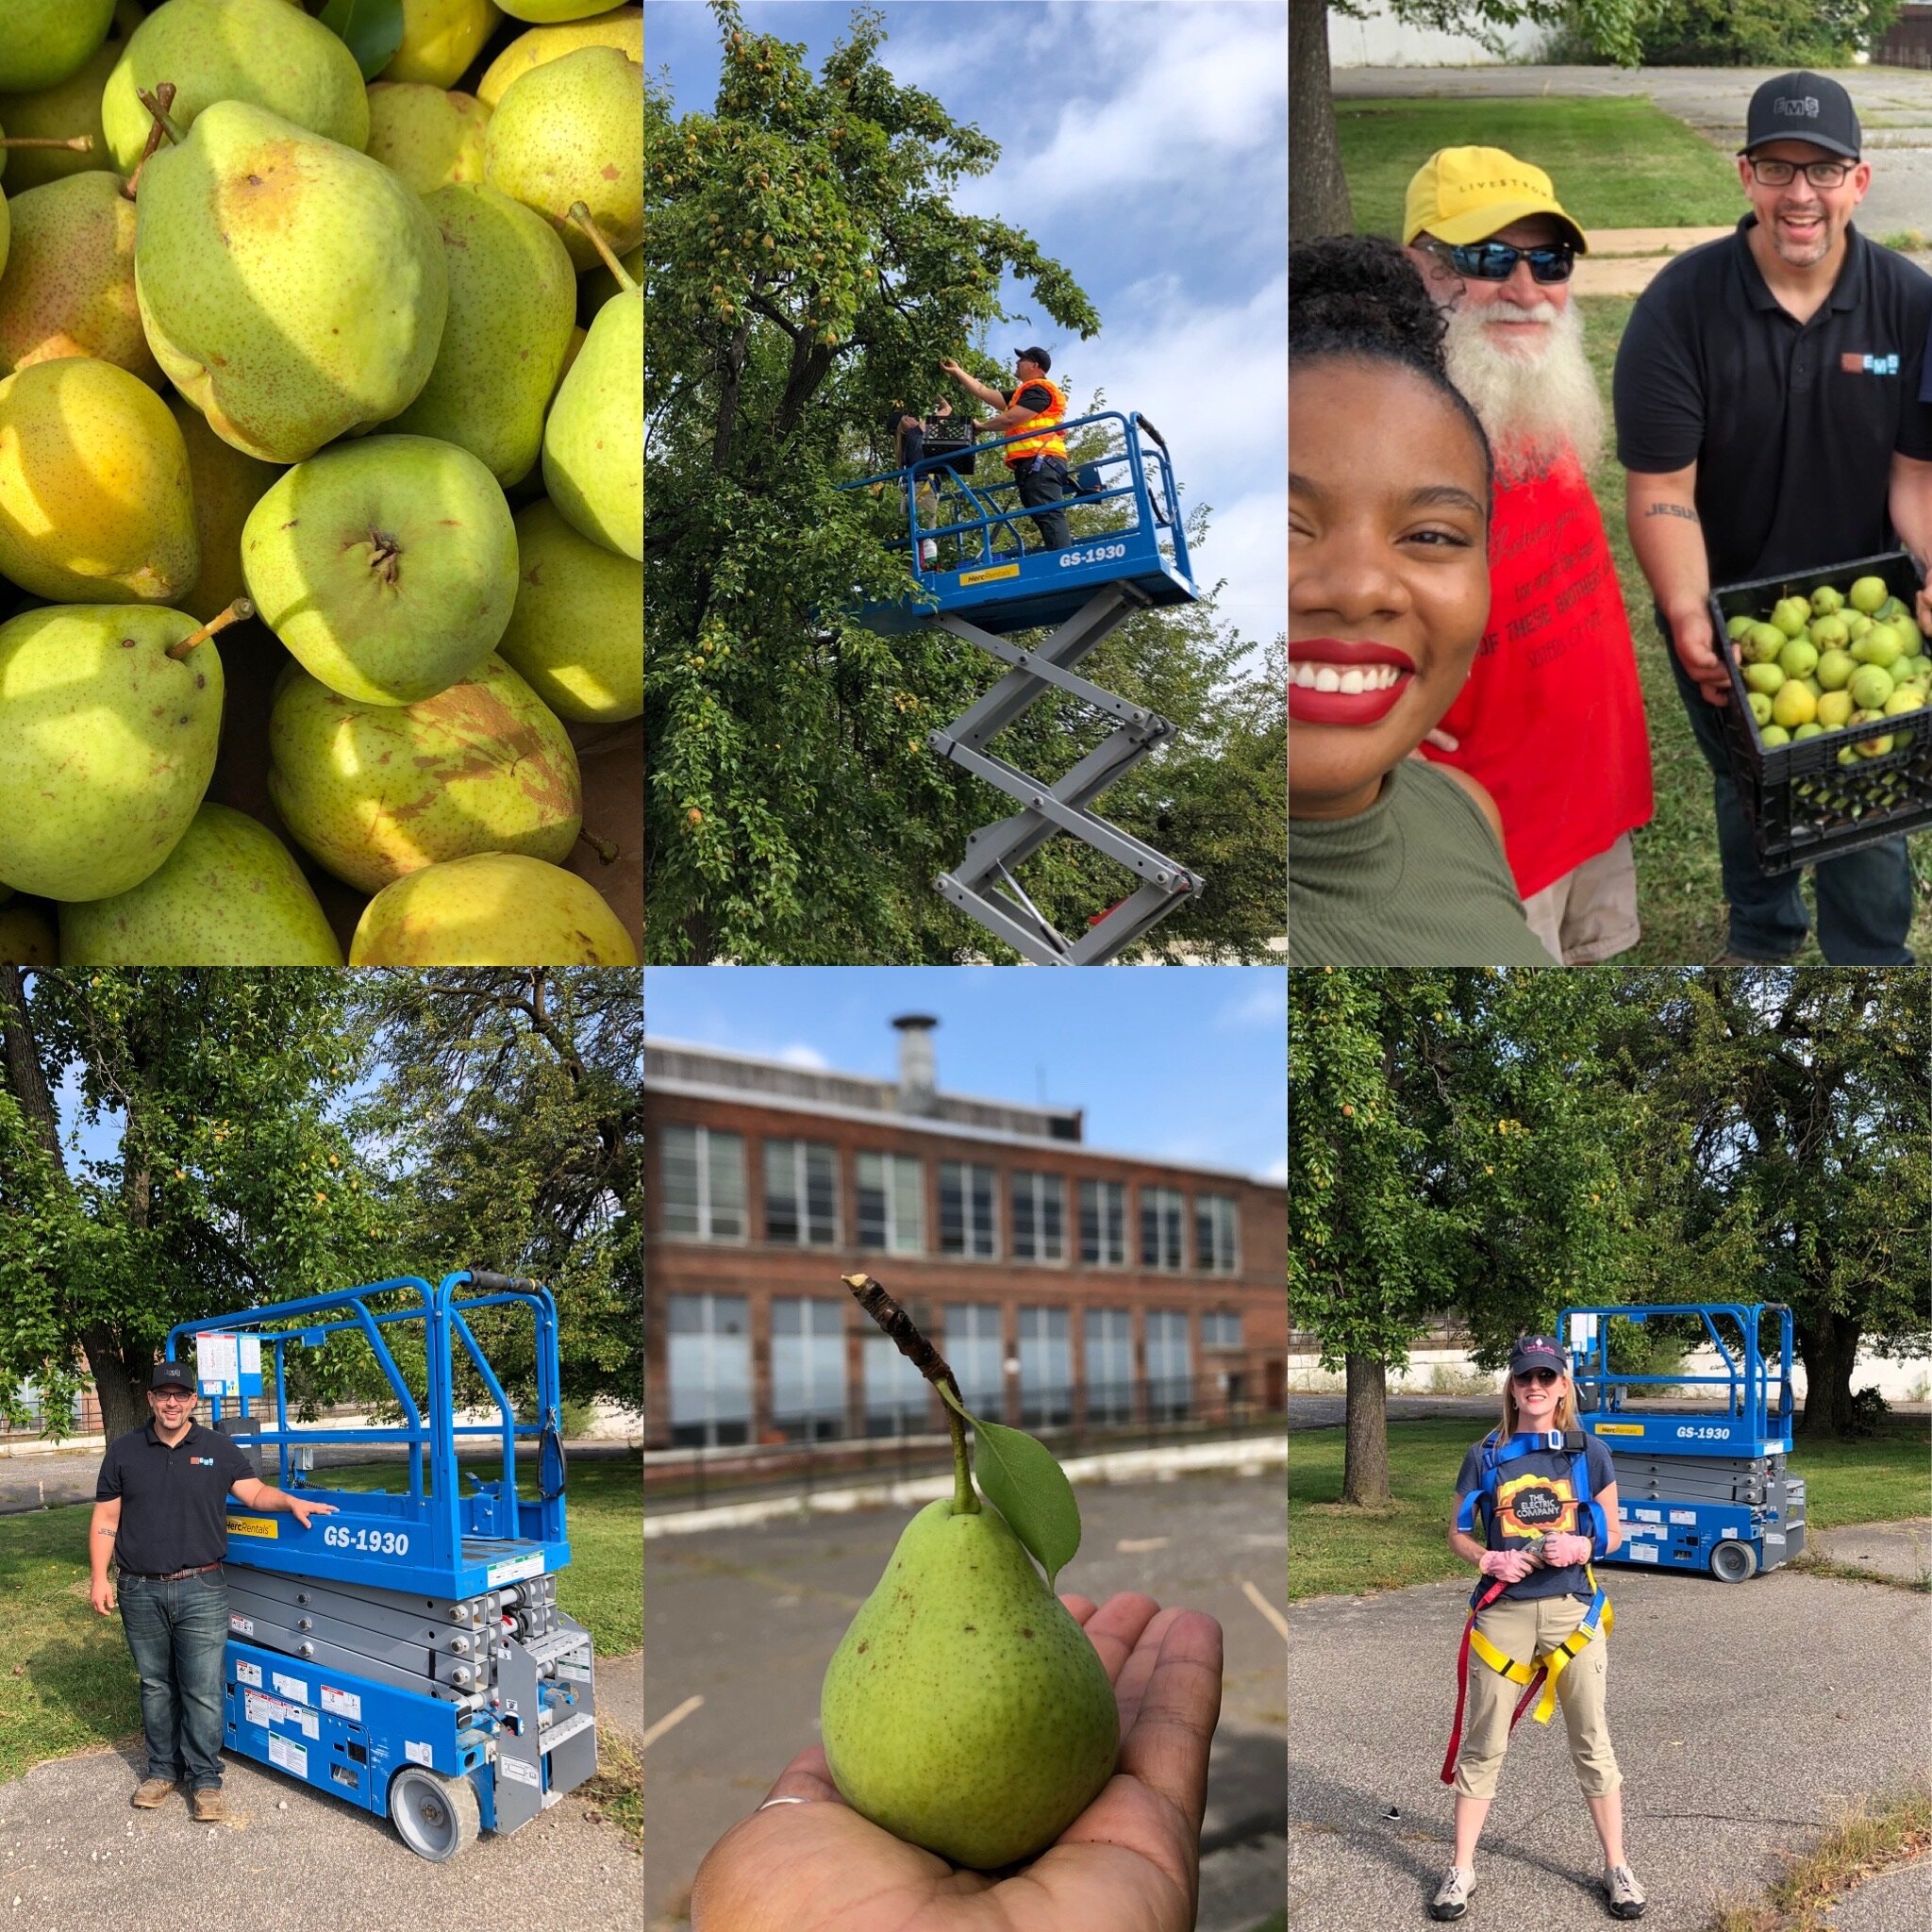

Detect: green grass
0,1455,641,1788
1338,97,1743,240
1576,296,1932,962
1289,1419,1930,1602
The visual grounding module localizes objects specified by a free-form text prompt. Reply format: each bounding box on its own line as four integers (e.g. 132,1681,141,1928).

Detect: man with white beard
1403,148,1654,964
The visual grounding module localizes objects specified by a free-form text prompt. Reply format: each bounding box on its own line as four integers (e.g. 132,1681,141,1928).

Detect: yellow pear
168,393,281,623
350,853,638,964
0,1,140,193
0,1,117,95
496,499,640,721
365,83,491,194
0,171,158,385
476,4,640,109
382,0,503,89
0,356,197,601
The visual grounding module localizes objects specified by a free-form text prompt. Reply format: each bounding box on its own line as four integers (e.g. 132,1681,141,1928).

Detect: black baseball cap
1740,72,1861,163
1013,345,1052,373
151,1359,195,1392
1508,1335,1568,1376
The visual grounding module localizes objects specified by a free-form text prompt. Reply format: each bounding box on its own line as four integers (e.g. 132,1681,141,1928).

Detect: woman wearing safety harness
1433,1335,1644,1923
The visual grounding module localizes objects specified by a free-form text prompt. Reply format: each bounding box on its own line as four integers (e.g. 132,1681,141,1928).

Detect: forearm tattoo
1644,502,1701,523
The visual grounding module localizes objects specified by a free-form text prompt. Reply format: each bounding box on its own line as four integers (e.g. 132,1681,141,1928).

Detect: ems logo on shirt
1495,1472,1574,1539
1840,352,1900,376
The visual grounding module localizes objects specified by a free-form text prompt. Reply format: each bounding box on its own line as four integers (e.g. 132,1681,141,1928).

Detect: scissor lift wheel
1709,1540,1758,1585
389,1766,481,1861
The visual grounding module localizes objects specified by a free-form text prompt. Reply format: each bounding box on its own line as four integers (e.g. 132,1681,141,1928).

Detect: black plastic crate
1707,549,1932,873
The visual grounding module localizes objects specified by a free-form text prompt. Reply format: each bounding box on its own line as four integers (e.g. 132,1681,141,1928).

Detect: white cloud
777,1042,831,1069
1259,1154,1289,1185
1216,975,1289,1032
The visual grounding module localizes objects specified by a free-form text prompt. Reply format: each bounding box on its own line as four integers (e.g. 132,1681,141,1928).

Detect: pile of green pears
820,1424,1119,1871
0,0,641,969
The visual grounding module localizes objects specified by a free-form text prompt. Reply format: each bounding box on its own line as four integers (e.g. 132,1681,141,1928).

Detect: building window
661,1125,746,1241
765,1139,838,1247
667,1294,752,1446
1079,1179,1125,1267
1084,1308,1133,1424
1202,1311,1242,1349
1011,1172,1066,1263
1146,1309,1191,1420
1140,1186,1184,1271
857,1152,924,1253
1018,1307,1072,1426
939,1161,999,1259
771,1299,846,1440
944,1304,1004,1412
1194,1194,1240,1274
863,1334,930,1437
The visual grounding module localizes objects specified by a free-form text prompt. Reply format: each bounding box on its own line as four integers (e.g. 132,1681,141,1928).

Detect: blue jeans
1661,618,1914,962
119,1567,229,1790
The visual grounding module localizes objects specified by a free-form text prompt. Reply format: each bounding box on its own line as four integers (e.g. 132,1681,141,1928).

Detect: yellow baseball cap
1403,146,1589,254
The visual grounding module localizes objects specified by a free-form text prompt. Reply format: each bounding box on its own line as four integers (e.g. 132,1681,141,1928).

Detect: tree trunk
82,1330,152,1446
1290,0,1355,242
1341,1351,1391,1507
0,966,62,1163
1793,1310,1861,1439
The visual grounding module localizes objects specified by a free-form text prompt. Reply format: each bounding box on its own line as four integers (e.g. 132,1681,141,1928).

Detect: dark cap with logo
1013,344,1052,373
1740,71,1861,162
1508,1334,1568,1376
151,1359,195,1392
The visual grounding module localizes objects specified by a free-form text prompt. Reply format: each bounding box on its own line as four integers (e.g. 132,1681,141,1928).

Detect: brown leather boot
190,1788,227,1824
131,1778,176,1808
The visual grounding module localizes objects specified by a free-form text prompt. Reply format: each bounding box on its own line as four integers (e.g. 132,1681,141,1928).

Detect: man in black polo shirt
90,1359,337,1822
1614,71,1932,964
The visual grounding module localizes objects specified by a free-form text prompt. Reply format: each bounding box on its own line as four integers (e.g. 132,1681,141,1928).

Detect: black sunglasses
1435,240,1575,284
1512,1368,1560,1387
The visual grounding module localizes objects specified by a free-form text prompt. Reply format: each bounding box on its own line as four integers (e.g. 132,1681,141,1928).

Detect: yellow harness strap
1469,1576,1614,1726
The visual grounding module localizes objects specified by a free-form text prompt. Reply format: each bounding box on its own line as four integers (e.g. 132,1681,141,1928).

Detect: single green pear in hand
816,1273,1122,1873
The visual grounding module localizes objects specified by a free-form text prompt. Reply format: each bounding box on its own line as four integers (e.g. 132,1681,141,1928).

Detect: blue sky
646,0,1288,646
644,965,1289,1179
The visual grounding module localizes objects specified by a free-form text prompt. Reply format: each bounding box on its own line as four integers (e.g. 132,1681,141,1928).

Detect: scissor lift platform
845,408,1206,962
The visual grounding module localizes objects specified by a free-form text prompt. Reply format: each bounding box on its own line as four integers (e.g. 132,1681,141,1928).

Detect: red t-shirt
1421,451,1653,899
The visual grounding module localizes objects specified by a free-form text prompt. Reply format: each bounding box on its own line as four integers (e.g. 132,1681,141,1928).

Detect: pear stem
0,136,93,152
575,825,621,864
124,83,178,201
165,598,253,660
841,1273,978,1514
566,201,636,291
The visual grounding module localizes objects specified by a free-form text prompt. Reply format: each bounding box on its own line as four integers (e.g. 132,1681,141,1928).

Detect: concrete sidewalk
0,1655,643,1930
1289,1567,1931,1930
1807,1517,1932,1585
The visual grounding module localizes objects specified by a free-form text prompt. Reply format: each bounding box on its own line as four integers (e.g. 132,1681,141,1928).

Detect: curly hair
1291,233,1492,491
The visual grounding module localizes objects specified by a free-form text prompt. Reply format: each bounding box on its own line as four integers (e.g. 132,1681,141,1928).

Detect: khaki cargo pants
1452,1592,1622,1800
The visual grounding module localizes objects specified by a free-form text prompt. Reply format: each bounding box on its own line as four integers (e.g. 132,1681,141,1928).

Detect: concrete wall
1327,3,1546,69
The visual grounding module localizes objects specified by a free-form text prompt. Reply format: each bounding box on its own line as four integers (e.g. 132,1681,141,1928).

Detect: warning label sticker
499,1757,540,1788
228,1615,254,1637
1669,1509,1697,1525
267,1734,308,1778
273,1673,308,1706
1630,1543,1659,1563
487,1553,544,1589
243,1690,274,1729
236,1660,262,1688
321,1685,361,1723
405,1740,433,1768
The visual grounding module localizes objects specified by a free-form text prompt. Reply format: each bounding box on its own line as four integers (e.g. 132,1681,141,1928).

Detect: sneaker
190,1789,228,1824
1604,1864,1645,1919
131,1778,176,1808
1430,1866,1475,1921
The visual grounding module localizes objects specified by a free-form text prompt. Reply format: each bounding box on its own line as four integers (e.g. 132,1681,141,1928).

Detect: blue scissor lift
1563,1302,1806,1584
168,1270,597,1859
847,409,1204,964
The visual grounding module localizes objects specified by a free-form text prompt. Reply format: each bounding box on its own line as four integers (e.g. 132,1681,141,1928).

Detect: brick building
644,1017,1286,1449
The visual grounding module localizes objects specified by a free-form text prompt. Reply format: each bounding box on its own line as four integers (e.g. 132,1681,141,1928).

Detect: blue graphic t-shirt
1454,1432,1617,1604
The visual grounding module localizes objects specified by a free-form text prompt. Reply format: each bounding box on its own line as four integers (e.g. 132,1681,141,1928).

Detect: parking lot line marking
1241,1579,1290,1642
641,1694,705,1751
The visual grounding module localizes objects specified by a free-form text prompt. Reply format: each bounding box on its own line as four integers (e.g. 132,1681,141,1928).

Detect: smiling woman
1288,236,1555,965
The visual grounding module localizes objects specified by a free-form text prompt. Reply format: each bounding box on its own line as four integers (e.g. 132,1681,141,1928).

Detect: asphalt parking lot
642,1472,1290,1932
1289,1565,1931,1931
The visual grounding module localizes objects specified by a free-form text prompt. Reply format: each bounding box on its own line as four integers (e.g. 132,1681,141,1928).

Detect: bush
1545,0,1898,66
1847,1385,1894,1434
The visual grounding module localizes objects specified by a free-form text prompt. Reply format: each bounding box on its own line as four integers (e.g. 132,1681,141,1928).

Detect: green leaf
939,1383,1081,1587
319,0,406,81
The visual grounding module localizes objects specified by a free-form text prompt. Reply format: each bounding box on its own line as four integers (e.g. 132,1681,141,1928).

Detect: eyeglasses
1746,158,1853,189
1512,1369,1560,1388
1431,240,1575,284
153,1391,195,1402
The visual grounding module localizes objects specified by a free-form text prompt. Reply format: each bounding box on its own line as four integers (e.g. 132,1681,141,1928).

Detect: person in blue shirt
1433,1336,1643,1923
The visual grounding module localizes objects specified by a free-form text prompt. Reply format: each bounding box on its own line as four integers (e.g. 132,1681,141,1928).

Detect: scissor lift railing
844,409,1204,963
1563,1303,1804,1582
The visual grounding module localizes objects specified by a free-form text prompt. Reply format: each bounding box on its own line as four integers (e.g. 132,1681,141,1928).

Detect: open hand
690,1593,1224,1932
287,1498,339,1529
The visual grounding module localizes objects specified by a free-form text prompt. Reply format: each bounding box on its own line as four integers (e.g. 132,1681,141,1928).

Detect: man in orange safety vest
939,346,1073,550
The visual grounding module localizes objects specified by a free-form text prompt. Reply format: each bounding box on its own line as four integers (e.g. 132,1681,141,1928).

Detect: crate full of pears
0,0,641,969
1709,554,1932,874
